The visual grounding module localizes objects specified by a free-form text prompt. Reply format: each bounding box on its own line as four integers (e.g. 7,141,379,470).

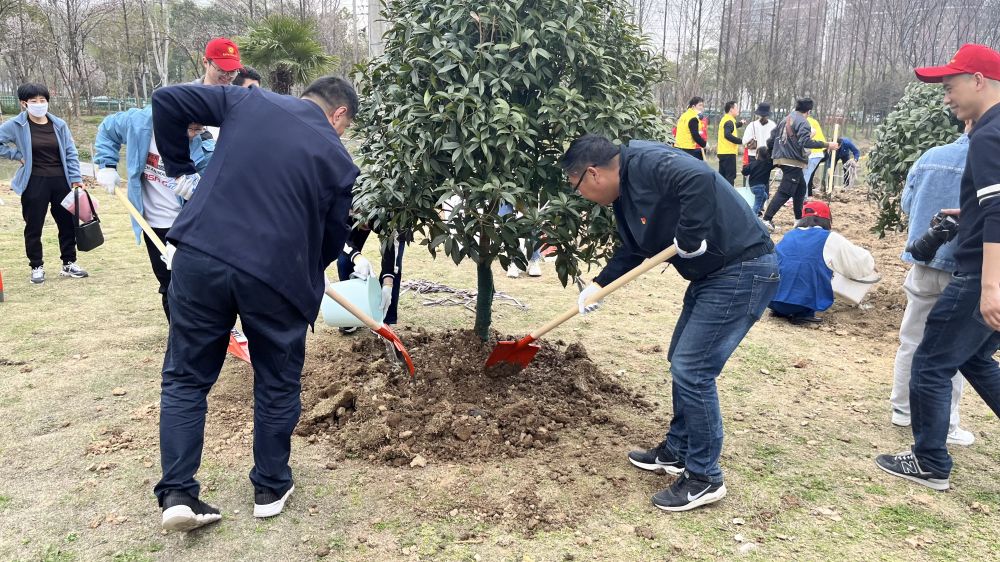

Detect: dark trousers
718,154,737,185
336,229,405,325
154,245,307,504
762,165,807,222
21,175,76,268
910,272,1000,476
144,227,172,321
679,147,704,160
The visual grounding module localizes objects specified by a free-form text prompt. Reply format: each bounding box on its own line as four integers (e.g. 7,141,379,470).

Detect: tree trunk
474,261,495,342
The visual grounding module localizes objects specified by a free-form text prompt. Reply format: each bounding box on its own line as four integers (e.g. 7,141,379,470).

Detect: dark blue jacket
594,140,773,285
151,84,359,323
836,137,860,161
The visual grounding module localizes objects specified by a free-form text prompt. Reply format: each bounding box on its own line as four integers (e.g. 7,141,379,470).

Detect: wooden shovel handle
529,244,678,340
114,189,167,255
324,285,382,331
826,123,840,195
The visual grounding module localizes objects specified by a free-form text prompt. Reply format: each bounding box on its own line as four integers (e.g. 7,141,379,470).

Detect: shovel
324,284,415,377
113,189,252,365
486,244,679,371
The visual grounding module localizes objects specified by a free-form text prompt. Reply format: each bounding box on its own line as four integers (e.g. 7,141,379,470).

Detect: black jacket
594,141,774,285
742,155,774,187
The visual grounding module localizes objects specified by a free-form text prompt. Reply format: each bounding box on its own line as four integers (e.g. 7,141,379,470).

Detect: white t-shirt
141,136,182,228
742,119,777,157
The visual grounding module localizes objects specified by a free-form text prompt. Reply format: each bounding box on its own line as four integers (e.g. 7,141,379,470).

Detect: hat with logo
754,102,771,117
802,200,831,220
205,38,242,72
915,43,1000,83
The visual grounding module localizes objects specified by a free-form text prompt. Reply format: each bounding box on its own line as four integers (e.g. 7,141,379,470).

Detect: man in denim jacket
889,124,974,446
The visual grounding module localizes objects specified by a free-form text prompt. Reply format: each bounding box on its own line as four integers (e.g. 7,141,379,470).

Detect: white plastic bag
60,188,99,222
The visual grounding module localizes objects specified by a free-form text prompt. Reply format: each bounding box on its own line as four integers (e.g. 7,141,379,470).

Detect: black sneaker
339,326,359,335
161,490,222,532
875,450,949,491
253,484,294,518
789,316,822,325
651,470,727,512
627,443,685,475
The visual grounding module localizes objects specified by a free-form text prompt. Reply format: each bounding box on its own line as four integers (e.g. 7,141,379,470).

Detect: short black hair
560,134,619,176
755,145,769,160
687,96,704,108
795,97,814,113
302,75,359,118
17,83,50,102
796,215,831,230
724,100,737,113
233,65,262,86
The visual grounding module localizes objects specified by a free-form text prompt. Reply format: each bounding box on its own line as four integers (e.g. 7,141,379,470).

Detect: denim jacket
0,111,82,195
94,106,215,243
900,134,967,271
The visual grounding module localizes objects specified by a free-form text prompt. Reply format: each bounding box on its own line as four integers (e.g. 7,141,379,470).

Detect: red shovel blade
227,328,252,365
485,335,540,370
373,325,415,377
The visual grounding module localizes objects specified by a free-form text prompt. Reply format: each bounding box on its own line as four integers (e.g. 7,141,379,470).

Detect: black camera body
906,212,960,262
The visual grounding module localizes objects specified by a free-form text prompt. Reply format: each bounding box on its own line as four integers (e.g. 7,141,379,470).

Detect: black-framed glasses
209,60,239,77
571,167,589,195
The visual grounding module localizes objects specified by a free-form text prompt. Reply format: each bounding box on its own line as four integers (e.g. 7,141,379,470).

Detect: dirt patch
294,328,654,466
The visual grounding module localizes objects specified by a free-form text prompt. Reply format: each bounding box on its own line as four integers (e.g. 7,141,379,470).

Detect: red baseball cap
914,43,1000,83
803,200,831,220
205,38,242,72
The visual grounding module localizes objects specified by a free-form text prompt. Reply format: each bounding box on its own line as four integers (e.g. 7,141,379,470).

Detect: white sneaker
60,262,89,278
527,259,542,277
762,220,776,233
891,411,911,427
506,264,520,278
254,485,294,518
30,266,45,284
947,426,975,446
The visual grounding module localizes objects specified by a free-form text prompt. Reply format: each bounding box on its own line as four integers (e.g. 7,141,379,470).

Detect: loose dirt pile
294,328,655,466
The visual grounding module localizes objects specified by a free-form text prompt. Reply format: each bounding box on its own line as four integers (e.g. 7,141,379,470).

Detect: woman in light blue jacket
93,105,214,320
0,83,87,284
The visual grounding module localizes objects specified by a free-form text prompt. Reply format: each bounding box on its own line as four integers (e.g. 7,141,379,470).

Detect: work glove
675,238,707,259
164,242,177,270
380,280,394,320
578,282,604,315
169,173,201,200
96,167,121,195
351,255,373,280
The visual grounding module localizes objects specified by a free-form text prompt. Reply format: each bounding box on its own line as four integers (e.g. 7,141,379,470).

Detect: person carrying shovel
560,134,778,512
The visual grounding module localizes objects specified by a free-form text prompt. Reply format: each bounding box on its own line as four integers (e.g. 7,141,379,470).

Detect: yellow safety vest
717,113,739,155
807,116,827,156
675,108,701,150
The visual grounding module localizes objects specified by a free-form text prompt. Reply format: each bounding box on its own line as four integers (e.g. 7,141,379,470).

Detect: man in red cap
876,43,1000,491
201,37,242,87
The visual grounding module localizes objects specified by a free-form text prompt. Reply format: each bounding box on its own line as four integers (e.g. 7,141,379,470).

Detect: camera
906,212,959,262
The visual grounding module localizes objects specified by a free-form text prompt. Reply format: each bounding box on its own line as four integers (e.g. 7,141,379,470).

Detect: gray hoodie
767,111,828,168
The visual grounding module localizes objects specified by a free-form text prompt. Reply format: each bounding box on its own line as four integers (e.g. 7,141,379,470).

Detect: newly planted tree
353,0,670,340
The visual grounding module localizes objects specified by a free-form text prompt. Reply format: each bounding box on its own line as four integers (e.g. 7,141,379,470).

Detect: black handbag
74,187,104,252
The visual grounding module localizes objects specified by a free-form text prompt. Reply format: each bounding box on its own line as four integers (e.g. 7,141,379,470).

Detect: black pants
718,154,737,185
679,147,704,160
762,165,807,222
154,245,306,504
21,175,76,268
144,227,172,321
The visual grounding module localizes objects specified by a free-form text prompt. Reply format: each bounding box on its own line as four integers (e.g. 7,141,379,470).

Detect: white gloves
380,281,393,320
578,282,604,315
164,243,177,270
96,167,121,194
675,238,708,259
352,255,373,280
170,173,201,200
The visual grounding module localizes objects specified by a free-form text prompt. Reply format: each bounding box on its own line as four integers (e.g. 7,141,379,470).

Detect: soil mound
295,328,653,465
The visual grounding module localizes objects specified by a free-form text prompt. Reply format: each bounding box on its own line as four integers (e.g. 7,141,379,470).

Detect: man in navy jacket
149,76,359,531
561,135,778,512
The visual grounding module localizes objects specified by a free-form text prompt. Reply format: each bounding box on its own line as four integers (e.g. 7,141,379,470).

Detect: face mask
26,102,48,118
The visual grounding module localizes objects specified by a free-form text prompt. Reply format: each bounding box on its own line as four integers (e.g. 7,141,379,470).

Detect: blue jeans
750,184,768,216
498,203,541,261
663,252,780,482
910,272,1000,476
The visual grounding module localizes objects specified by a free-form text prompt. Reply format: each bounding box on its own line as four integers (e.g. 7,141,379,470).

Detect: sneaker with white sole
527,259,542,277
875,450,949,491
651,470,727,512
160,491,222,532
627,443,685,475
762,220,775,233
60,262,88,278
254,484,294,518
30,266,45,284
891,410,911,427
947,426,975,446
506,264,521,278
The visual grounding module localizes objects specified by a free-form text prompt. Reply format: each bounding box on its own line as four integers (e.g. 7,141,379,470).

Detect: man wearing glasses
561,134,778,512
199,38,242,87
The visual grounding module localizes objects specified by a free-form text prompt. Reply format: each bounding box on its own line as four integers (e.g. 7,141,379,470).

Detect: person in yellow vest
804,115,827,195
675,97,706,160
717,101,744,185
